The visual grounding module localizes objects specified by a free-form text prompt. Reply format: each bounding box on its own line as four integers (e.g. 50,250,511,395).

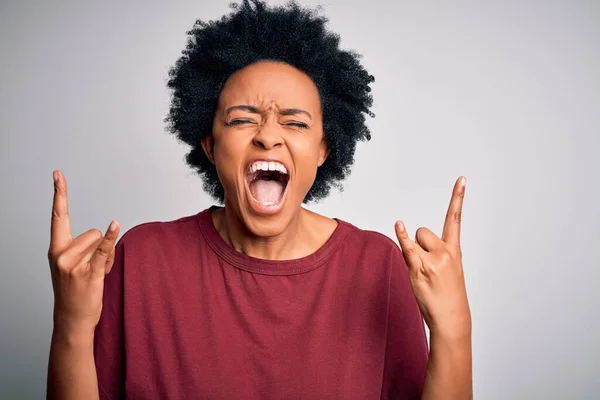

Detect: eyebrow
225,105,312,120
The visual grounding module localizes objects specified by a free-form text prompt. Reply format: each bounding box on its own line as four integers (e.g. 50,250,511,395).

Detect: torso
94,208,428,399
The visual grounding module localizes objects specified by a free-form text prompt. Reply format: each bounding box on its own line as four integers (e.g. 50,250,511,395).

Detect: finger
104,248,115,274
69,229,104,256
415,227,443,252
78,237,105,265
441,176,466,246
50,170,72,256
395,221,423,270
89,221,120,279
55,236,103,275
55,229,104,270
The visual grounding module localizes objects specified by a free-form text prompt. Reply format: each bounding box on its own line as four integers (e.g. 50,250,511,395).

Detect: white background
1,0,599,398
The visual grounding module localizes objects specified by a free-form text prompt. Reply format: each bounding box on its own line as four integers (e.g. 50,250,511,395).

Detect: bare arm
422,332,472,400
395,177,473,399
47,326,99,400
46,170,120,399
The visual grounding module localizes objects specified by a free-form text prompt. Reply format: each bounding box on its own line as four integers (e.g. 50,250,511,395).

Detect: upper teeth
249,161,288,174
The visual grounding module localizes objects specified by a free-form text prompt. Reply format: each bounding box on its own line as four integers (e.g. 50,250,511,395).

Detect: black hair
165,0,374,203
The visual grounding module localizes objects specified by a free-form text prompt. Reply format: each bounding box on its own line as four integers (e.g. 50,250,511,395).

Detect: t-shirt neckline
196,206,351,276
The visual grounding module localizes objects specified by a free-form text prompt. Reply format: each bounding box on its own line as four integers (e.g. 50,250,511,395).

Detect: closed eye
227,119,254,126
286,122,308,129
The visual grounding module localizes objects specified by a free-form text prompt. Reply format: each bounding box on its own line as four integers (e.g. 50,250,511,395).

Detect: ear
201,136,216,165
317,138,329,167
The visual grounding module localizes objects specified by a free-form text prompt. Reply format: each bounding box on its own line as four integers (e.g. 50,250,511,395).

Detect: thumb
395,221,422,270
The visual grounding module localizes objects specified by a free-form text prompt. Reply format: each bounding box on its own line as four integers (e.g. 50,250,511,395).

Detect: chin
239,189,299,239
236,159,301,237
221,159,313,237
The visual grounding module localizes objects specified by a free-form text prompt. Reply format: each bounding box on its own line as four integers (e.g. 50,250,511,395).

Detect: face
201,61,328,237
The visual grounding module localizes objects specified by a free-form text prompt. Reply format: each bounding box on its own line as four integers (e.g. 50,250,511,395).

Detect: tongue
250,179,284,206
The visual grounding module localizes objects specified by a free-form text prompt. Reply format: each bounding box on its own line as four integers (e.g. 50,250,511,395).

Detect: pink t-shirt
94,207,428,399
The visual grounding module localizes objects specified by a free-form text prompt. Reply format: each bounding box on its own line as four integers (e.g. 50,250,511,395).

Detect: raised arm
395,177,472,400
46,170,120,400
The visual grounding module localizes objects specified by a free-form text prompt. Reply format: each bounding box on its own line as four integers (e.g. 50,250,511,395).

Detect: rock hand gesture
48,170,120,338
395,176,472,399
47,170,121,399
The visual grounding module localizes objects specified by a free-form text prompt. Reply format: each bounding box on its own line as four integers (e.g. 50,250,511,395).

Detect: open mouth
245,161,290,211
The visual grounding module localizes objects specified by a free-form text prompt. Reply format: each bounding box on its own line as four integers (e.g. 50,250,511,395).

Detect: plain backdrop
1,0,599,398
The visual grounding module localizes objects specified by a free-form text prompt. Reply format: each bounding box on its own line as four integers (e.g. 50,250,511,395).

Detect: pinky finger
395,221,423,270
105,248,115,274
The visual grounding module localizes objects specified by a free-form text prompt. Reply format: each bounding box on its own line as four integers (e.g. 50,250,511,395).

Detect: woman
47,1,472,399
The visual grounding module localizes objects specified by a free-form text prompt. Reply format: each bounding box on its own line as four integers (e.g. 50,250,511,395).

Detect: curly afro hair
165,0,375,203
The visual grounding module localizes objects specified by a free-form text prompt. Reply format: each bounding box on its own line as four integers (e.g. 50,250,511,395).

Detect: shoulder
337,219,404,263
116,211,201,249
340,218,399,251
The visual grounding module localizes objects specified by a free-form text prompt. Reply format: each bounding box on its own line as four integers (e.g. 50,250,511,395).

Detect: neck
213,204,310,260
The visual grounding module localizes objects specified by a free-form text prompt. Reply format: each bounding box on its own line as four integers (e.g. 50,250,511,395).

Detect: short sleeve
381,246,429,400
94,239,126,399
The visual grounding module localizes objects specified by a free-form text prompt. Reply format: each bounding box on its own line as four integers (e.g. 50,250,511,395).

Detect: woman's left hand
394,176,471,339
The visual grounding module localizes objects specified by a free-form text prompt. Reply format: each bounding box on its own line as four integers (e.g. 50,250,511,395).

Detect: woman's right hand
48,170,120,337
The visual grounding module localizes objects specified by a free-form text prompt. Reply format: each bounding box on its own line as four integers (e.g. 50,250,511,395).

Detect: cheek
212,135,246,184
289,138,322,184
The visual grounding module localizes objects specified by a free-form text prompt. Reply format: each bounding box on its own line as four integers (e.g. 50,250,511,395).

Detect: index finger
50,170,72,255
441,176,466,246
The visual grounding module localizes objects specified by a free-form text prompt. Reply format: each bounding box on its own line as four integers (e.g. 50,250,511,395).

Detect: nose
252,122,283,150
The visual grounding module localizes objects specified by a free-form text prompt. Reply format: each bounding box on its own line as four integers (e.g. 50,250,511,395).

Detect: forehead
218,61,321,111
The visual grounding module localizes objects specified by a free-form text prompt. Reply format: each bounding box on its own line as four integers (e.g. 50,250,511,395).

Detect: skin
201,61,337,260
47,170,119,399
396,176,473,400
46,61,472,399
